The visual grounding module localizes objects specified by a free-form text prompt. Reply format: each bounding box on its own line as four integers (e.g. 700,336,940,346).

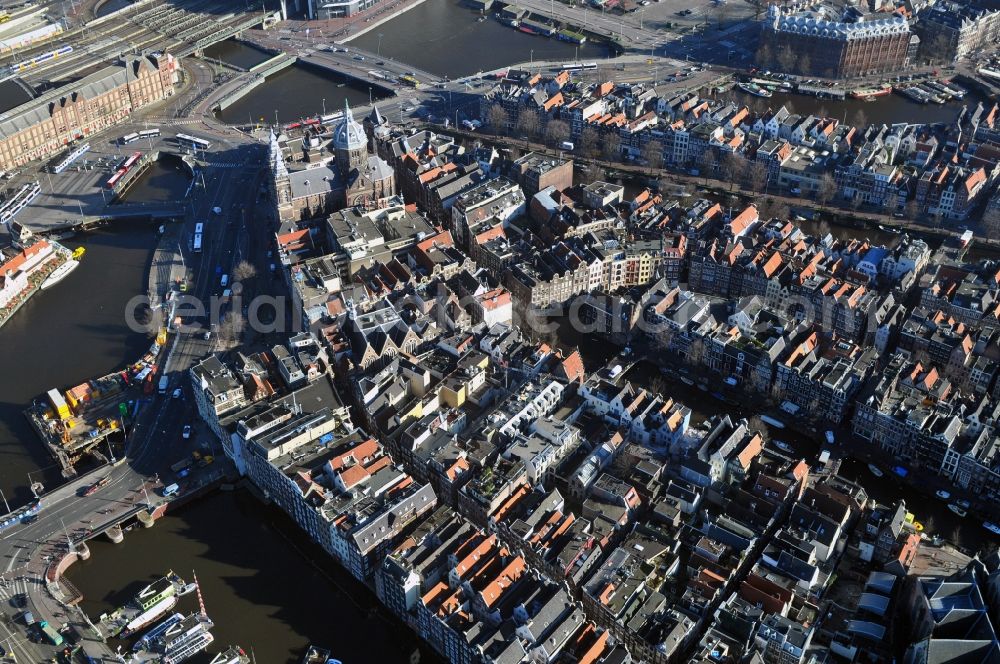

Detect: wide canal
65,489,437,664
349,0,610,77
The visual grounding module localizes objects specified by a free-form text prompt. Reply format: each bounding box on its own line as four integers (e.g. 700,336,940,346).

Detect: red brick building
761,6,913,78
0,53,177,171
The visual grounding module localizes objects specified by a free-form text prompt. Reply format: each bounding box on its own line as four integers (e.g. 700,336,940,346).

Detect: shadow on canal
66,489,442,664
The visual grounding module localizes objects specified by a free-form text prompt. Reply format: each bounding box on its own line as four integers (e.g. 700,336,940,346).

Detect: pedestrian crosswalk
0,575,34,601
205,159,247,169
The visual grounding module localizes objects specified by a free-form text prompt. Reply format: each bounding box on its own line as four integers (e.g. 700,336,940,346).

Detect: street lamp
377,32,383,57
322,98,326,116
0,487,10,515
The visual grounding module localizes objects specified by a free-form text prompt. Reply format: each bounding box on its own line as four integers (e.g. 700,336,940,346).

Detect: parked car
182,425,192,439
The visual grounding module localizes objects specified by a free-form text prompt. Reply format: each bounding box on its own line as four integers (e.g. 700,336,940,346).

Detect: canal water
0,225,157,504
730,88,987,126
216,63,383,125
65,489,439,664
202,40,273,71
350,0,610,78
118,156,193,204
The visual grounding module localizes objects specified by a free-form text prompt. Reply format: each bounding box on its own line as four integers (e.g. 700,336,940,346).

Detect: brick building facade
760,6,912,78
0,53,177,171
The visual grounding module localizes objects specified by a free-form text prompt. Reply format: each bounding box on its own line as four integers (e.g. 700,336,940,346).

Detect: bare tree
756,43,773,68
698,149,716,184
905,199,921,221
777,48,796,73
515,110,541,145
817,173,838,209
799,53,812,77
687,336,706,367
851,108,869,130
925,34,954,66
233,260,257,282
602,134,622,162
643,140,664,172
544,119,570,146
713,2,731,28
579,125,602,159
721,152,746,192
749,161,768,194
760,196,789,221
487,106,509,135
218,310,244,345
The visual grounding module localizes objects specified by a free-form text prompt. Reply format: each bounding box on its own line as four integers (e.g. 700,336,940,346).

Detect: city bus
175,133,212,151
121,151,142,171
560,62,598,72
194,222,204,234
138,128,160,139
193,233,203,253
120,132,140,145
106,169,126,189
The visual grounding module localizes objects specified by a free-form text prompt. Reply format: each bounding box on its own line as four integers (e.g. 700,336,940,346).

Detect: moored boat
210,646,250,664
133,612,184,652
984,521,1000,535
868,464,884,478
738,81,772,98
849,84,892,99
99,571,185,638
120,594,180,638
773,440,794,453
40,259,79,290
948,504,967,517
301,645,342,664
935,489,951,500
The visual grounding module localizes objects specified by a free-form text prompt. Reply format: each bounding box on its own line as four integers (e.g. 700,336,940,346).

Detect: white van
162,483,180,497
220,274,229,287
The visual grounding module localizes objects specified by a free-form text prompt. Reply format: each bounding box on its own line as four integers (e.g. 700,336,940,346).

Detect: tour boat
935,490,951,500
867,464,884,478
948,504,967,517
40,259,79,290
984,522,1000,536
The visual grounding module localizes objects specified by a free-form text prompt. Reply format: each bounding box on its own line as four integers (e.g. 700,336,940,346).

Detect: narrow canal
729,87,988,127
65,489,439,664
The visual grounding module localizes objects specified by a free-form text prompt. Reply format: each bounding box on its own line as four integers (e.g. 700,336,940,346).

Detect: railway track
0,0,261,85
